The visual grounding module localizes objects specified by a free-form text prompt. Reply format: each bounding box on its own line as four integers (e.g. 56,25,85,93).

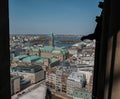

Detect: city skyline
9,0,102,35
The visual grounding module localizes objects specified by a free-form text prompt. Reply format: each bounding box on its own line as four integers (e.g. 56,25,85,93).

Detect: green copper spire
51,32,53,35
50,32,53,35
49,32,54,47
50,32,54,38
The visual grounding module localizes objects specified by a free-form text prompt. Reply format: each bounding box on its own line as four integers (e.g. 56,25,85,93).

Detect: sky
9,0,102,35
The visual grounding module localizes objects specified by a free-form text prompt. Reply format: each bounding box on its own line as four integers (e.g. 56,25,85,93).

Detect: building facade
11,65,44,84
67,72,86,96
55,64,77,94
46,68,56,89
11,74,20,95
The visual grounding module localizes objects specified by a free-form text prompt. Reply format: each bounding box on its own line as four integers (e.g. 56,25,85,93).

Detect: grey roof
11,65,43,73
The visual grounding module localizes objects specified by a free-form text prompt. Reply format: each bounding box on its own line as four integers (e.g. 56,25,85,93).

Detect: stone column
109,0,120,98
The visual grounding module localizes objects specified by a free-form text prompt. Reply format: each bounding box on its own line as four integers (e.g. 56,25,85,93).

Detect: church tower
49,32,54,47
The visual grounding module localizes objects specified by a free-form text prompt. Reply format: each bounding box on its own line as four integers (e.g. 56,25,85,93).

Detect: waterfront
10,34,81,48
54,36,81,47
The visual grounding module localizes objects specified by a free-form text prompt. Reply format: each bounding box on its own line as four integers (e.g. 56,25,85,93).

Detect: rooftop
10,74,20,80
35,58,44,63
19,85,47,99
31,48,40,52
50,58,59,63
14,55,28,60
22,55,39,61
68,71,86,82
81,56,94,61
11,65,43,73
39,46,68,55
52,50,61,54
46,68,57,74
40,46,54,52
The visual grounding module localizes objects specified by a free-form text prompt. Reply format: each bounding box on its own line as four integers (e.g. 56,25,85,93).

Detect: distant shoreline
10,33,83,37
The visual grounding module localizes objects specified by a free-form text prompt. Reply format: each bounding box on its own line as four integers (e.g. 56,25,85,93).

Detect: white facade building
67,71,86,96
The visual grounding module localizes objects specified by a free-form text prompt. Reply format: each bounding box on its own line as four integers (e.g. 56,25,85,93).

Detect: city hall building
29,32,69,61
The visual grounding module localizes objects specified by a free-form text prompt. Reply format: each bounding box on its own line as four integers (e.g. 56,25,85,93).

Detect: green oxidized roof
52,50,61,54
14,54,28,59
31,48,40,52
22,55,39,61
50,58,59,63
50,32,53,35
40,46,54,53
35,58,44,63
34,57,58,63
39,46,68,55
50,32,54,39
61,48,68,55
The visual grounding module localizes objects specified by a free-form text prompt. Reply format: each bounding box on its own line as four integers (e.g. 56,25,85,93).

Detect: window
0,0,113,99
